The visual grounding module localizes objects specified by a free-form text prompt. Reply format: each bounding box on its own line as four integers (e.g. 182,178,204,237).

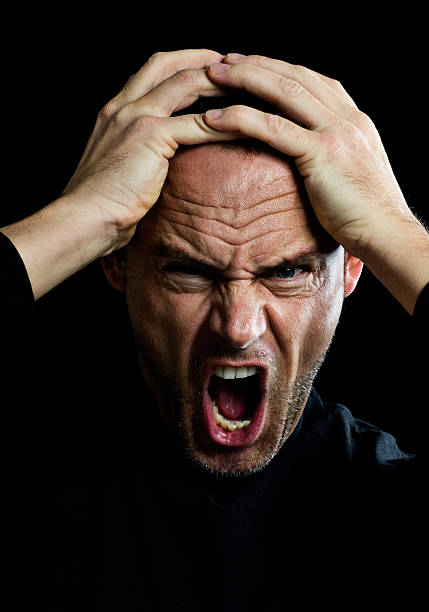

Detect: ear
344,252,364,298
100,250,126,292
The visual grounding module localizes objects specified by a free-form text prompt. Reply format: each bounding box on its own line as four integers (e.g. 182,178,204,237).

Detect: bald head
137,143,334,274
164,142,303,210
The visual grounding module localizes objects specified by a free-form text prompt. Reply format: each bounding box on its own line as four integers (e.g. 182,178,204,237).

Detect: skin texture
0,50,240,300
205,54,429,313
2,50,427,313
2,49,426,474
102,143,363,476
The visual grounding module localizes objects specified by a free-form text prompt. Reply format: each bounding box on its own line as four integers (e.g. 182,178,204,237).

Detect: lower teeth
211,400,252,431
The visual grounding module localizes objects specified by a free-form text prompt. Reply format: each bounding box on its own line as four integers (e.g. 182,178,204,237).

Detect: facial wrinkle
161,187,301,211
124,145,349,476
159,220,314,249
157,205,308,234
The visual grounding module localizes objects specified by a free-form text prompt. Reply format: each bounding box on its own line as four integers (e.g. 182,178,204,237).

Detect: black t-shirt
0,232,426,611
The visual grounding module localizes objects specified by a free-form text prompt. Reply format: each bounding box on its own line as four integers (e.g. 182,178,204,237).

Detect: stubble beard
138,347,327,479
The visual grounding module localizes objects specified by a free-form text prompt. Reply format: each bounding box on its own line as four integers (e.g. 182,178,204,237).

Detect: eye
263,265,307,280
273,266,300,279
163,263,215,279
259,264,317,295
161,262,217,293
164,264,196,274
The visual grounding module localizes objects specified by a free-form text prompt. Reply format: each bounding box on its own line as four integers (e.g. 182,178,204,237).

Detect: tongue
209,377,251,420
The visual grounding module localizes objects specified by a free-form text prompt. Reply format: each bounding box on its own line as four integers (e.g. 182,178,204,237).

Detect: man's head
102,142,363,477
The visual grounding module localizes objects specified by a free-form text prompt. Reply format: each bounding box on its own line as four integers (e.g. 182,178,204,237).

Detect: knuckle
342,122,364,144
319,116,370,155
148,51,165,63
124,73,135,86
329,77,343,90
294,64,309,73
173,68,198,85
230,104,249,121
298,65,322,82
131,115,157,134
112,104,132,127
97,99,118,121
318,130,345,155
326,76,345,92
264,112,283,134
277,75,303,97
144,51,169,70
352,110,375,132
330,77,342,87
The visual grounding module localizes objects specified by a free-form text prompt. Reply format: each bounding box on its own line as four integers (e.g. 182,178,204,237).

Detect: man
1,49,427,610
100,140,364,477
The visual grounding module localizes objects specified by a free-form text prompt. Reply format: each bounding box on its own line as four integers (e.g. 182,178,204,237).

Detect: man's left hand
205,53,429,313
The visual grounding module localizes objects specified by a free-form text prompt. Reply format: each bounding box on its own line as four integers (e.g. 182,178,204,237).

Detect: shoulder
301,388,416,471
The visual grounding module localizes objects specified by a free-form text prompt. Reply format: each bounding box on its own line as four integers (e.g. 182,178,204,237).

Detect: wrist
57,191,129,257
353,211,429,314
2,193,124,300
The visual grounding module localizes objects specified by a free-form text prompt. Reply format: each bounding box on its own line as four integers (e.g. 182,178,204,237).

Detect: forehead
166,143,298,202
141,144,333,268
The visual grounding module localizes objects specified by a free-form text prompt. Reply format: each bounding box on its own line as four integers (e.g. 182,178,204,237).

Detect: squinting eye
164,265,213,279
260,264,316,294
274,267,299,279
168,266,194,274
266,266,309,281
163,263,200,275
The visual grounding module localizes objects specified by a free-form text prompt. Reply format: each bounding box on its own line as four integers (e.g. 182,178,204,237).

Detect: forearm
354,212,429,315
1,194,119,300
1,52,239,302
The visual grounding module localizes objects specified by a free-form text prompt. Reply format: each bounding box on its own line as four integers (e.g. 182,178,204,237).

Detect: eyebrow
152,243,323,276
153,245,219,275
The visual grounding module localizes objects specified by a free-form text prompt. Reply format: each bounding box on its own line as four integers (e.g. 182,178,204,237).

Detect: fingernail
226,53,247,63
211,63,231,74
205,109,223,120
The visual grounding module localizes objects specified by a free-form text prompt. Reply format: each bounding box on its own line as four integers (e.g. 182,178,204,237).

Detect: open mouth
203,363,267,447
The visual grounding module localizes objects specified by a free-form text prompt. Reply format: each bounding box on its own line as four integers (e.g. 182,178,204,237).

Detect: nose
208,282,267,349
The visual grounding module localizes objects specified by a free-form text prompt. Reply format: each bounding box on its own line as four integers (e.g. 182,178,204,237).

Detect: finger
208,62,336,130
81,59,229,172
112,49,225,111
203,105,315,157
164,112,242,147
125,68,229,119
224,53,358,109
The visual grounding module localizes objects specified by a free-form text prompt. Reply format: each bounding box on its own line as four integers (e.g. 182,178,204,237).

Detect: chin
184,446,279,478
178,406,288,478
193,450,279,478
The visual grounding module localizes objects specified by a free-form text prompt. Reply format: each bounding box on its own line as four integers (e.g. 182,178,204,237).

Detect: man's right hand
1,49,239,299
62,48,239,253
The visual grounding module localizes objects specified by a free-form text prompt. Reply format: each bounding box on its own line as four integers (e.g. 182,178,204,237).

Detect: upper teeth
214,366,258,379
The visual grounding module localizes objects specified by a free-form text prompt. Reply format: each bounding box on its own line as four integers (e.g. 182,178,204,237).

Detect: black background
2,9,427,458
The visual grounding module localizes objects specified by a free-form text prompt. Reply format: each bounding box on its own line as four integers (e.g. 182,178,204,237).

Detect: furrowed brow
153,243,327,277
257,250,325,275
152,244,222,273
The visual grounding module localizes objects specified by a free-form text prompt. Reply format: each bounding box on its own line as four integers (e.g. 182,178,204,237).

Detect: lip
202,360,268,448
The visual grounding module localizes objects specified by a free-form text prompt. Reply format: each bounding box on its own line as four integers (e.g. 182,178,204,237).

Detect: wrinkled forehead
138,143,335,267
164,143,303,210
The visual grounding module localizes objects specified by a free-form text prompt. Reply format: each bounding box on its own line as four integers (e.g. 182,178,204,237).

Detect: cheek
266,276,344,369
127,278,208,374
301,278,345,365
